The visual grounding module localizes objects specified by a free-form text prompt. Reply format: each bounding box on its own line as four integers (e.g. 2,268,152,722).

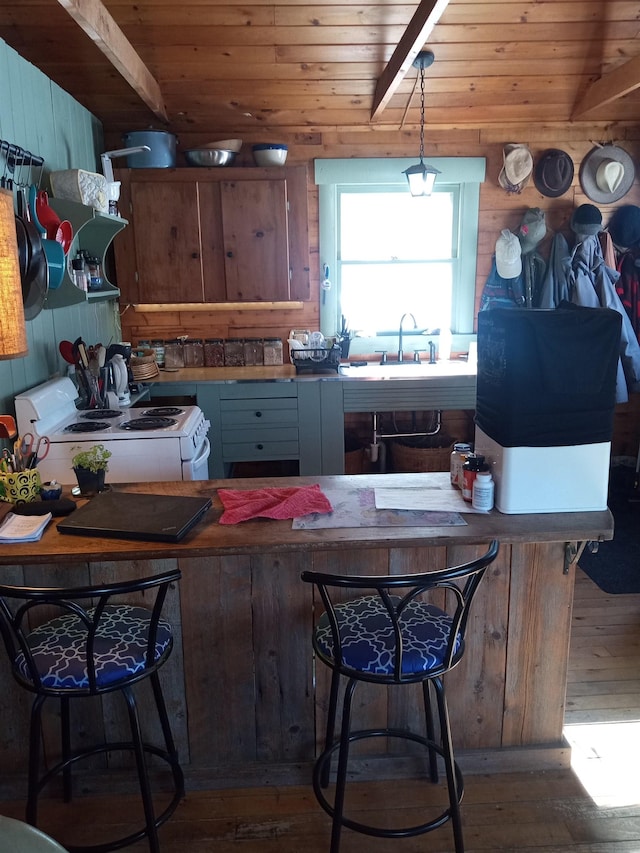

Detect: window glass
339,187,455,333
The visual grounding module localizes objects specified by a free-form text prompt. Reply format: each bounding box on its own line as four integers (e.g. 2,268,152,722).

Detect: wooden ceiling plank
54,0,169,122
370,0,451,121
572,54,640,118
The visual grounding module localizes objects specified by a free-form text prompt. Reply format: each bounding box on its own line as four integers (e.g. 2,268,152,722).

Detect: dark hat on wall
579,144,636,204
607,205,640,249
533,149,575,197
498,144,534,194
570,203,602,237
517,207,546,253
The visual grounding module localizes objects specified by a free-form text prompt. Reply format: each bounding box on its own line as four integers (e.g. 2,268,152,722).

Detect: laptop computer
57,491,212,543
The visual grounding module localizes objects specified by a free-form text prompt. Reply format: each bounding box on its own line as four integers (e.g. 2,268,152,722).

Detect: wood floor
2,567,640,852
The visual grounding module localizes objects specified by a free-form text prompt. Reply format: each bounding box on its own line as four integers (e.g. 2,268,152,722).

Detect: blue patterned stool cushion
15,604,173,690
315,595,459,676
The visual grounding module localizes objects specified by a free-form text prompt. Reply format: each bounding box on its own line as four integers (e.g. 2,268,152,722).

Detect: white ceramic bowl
252,144,288,167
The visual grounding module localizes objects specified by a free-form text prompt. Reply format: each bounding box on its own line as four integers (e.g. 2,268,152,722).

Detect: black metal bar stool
0,569,185,853
301,540,499,853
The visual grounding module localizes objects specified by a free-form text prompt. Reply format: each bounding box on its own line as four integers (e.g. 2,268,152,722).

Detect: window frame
315,157,486,355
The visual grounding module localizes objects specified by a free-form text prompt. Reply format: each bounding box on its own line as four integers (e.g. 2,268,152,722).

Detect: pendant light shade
403,50,440,197
0,187,27,359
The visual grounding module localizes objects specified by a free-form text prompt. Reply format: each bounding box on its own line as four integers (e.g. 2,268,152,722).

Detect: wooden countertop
0,473,614,565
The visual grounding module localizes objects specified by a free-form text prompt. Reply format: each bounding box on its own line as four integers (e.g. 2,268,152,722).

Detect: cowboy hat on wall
498,143,534,194
579,144,636,204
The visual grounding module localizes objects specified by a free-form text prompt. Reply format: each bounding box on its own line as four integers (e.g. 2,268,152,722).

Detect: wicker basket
130,349,159,380
389,441,453,473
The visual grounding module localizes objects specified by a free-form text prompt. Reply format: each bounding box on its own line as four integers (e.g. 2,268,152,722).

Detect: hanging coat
568,235,640,403
616,248,640,344
538,232,571,309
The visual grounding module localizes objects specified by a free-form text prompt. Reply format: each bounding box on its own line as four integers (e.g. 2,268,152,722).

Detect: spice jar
204,339,225,367
224,338,245,367
151,340,165,368
164,340,184,369
263,338,284,366
71,257,88,292
183,338,204,367
86,256,103,291
243,338,264,366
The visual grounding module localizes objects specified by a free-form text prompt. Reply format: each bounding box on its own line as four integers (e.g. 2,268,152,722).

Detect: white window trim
315,157,486,355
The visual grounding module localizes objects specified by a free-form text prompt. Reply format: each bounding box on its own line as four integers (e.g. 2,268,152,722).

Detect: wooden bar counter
0,474,614,792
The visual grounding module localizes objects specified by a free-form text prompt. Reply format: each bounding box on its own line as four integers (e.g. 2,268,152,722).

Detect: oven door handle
190,436,210,466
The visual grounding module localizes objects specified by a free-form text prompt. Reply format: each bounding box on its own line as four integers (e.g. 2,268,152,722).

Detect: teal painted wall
0,38,122,418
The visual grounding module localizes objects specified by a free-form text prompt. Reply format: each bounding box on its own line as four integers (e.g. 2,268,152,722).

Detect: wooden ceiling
2,0,640,148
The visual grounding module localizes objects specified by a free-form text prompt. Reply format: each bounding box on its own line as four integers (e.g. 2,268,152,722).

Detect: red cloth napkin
217,484,333,525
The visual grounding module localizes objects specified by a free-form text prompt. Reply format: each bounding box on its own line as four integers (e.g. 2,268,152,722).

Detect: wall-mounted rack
0,139,44,186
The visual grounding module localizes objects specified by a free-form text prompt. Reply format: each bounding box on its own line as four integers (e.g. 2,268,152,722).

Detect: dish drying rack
291,345,342,374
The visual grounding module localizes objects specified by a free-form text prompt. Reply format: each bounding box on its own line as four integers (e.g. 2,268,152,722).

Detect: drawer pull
256,444,264,450
255,411,262,418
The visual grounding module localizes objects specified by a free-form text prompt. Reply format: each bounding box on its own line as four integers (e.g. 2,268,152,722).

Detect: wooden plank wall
0,39,122,414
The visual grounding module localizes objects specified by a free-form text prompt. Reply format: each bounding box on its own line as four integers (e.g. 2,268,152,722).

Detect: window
316,157,485,355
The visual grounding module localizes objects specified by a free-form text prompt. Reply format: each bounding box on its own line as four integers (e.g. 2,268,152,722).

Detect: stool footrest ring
34,742,184,853
312,728,463,840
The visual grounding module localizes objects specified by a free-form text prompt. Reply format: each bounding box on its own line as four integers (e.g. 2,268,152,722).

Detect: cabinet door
220,179,290,302
117,167,310,305
131,181,212,303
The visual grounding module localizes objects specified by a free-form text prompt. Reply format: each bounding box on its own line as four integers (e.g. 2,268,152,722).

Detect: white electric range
15,377,211,486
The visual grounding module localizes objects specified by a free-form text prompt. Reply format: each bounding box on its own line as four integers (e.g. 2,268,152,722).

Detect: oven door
182,437,210,480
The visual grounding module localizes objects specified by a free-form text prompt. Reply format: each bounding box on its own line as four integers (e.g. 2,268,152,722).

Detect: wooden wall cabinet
114,166,310,305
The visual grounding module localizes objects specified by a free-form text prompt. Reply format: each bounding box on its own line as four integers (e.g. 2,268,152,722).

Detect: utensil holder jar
0,469,42,503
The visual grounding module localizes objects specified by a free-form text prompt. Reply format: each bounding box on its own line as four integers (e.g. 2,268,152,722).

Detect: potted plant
71,444,112,495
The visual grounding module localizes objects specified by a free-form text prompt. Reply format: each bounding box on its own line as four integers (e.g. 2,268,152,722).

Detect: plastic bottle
450,442,472,488
462,454,486,502
472,470,495,512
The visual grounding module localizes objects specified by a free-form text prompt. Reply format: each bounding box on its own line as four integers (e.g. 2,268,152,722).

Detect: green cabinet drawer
222,437,300,461
220,397,298,428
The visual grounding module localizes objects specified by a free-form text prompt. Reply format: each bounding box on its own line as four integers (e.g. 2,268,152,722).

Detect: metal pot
15,189,48,319
121,130,177,168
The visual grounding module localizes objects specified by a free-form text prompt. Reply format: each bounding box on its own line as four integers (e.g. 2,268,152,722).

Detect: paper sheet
292,488,467,529
374,487,485,513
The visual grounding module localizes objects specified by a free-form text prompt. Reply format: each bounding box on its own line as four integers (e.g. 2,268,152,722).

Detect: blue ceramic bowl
40,482,63,501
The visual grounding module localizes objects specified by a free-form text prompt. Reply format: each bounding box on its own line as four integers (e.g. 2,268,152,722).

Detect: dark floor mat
578,466,640,594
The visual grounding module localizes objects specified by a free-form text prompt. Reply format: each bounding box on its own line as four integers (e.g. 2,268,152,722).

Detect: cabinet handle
255,411,262,418
226,251,233,258
256,443,264,450
191,252,200,259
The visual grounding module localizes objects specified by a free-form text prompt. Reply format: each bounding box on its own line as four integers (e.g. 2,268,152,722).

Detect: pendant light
0,186,27,359
403,50,440,197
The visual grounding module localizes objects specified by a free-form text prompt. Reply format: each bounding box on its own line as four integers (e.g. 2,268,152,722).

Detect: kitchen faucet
398,313,417,362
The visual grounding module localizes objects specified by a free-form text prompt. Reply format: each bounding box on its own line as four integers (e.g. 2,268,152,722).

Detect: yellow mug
0,469,42,503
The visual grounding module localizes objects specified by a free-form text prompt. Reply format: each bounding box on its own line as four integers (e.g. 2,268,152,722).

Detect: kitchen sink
338,359,477,379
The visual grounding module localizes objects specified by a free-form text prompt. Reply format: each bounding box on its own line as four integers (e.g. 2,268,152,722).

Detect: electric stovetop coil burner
120,417,178,431
64,421,112,433
81,409,124,420
143,407,184,417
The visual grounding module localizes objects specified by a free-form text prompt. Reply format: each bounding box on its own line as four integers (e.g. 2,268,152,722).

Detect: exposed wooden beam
572,56,640,119
55,0,169,123
370,0,451,121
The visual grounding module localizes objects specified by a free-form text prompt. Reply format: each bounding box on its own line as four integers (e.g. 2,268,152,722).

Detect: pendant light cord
418,63,425,163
